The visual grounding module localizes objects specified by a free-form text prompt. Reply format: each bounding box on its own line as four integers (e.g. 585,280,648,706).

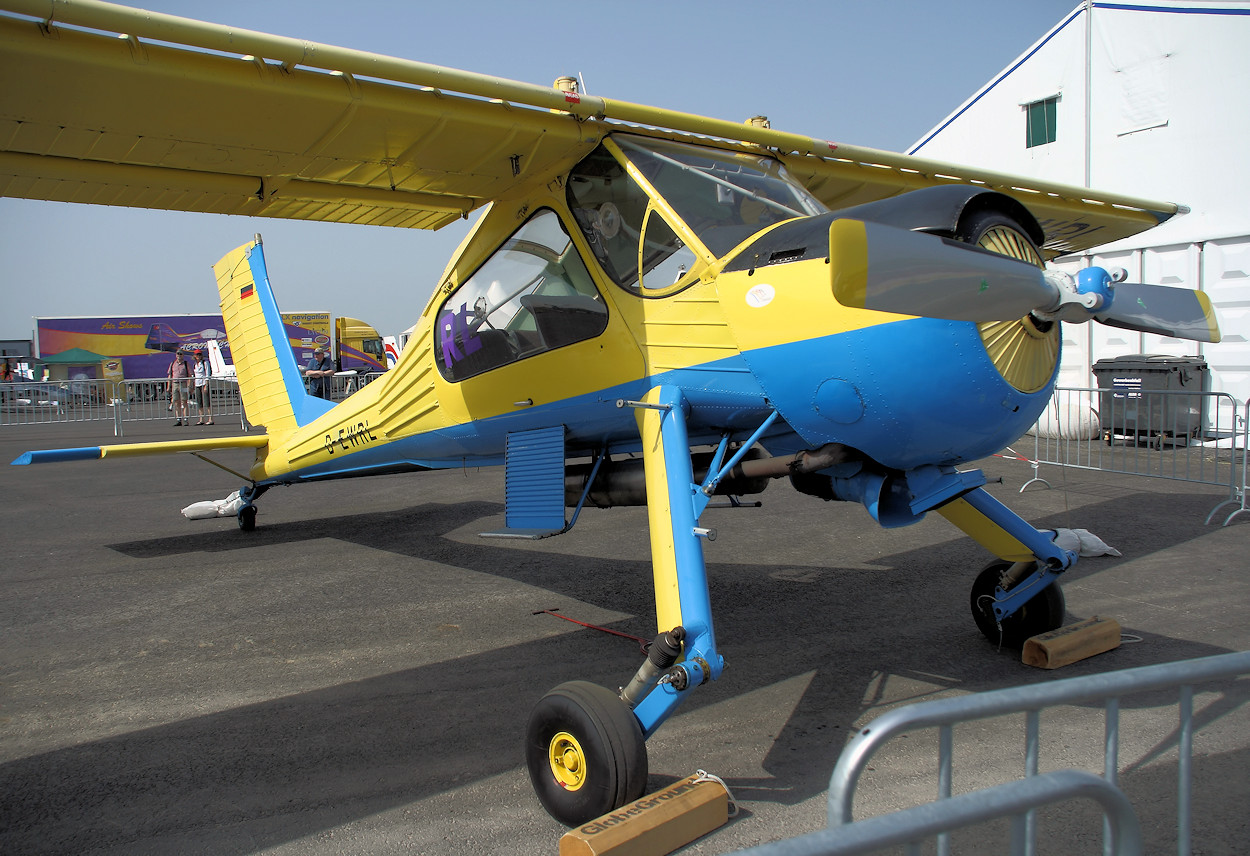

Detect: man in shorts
167,348,191,426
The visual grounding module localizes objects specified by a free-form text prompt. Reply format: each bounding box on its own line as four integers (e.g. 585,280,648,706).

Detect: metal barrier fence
1204,400,1250,526
0,373,385,434
1018,387,1245,525
732,649,1250,856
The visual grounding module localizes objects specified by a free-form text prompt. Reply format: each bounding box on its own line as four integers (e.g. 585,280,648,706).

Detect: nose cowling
712,216,1055,469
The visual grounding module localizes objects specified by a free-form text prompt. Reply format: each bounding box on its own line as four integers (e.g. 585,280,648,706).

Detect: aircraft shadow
2,489,1239,852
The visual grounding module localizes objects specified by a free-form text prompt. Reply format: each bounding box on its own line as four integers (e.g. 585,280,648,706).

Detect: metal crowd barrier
1018,387,1244,525
1204,400,1250,526
326,371,385,399
732,650,1250,856
0,372,387,434
731,771,1141,856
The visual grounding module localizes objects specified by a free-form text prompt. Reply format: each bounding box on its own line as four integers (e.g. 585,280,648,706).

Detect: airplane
0,0,1221,827
144,321,229,355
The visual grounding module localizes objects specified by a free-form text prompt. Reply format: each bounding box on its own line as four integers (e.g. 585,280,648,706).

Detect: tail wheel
970,560,1066,648
526,680,648,826
237,504,257,532
956,208,1059,395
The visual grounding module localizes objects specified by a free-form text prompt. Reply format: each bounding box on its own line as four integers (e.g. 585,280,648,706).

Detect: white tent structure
909,1,1250,413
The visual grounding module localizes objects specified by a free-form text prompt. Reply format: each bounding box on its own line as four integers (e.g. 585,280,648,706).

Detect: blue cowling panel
738,317,1055,470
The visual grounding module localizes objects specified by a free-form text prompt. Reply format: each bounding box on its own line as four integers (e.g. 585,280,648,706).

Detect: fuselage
248,136,1058,487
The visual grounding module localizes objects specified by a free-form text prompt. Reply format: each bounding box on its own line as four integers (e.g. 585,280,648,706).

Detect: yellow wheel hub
549,731,587,791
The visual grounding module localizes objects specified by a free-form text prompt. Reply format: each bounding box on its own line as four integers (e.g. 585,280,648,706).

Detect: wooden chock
1022,616,1122,669
558,773,730,856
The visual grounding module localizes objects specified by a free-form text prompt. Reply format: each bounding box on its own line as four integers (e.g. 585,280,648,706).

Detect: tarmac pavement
0,420,1246,854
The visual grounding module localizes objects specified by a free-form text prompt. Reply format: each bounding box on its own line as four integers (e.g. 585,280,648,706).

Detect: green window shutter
1026,97,1058,148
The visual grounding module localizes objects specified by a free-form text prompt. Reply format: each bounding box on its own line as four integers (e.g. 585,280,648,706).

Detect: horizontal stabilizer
12,435,268,466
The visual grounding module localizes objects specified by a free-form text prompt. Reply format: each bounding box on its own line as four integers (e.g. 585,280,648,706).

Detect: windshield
617,137,826,257
567,136,826,293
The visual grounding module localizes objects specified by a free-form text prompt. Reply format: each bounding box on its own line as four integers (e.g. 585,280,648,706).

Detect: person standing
304,346,334,400
166,348,191,426
0,360,12,404
192,349,214,425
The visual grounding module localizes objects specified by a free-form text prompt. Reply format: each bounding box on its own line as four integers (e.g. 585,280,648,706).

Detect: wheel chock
558,773,730,856
1022,616,1122,669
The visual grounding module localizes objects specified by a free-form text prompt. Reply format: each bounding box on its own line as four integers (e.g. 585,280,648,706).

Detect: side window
435,209,608,381
567,146,693,294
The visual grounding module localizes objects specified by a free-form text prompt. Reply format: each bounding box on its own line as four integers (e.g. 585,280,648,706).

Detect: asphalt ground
1,420,1246,855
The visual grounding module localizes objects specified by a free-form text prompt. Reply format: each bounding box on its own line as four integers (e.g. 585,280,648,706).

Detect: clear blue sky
0,0,1080,342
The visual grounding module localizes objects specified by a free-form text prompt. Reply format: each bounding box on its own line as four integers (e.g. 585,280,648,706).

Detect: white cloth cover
181,490,245,520
1031,404,1101,440
1050,527,1123,557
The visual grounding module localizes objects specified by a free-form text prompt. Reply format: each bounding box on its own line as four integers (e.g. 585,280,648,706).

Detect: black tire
526,680,648,826
970,560,1065,648
237,504,257,532
954,208,1044,266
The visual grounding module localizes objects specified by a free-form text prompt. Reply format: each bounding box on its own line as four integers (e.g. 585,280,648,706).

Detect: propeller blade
830,219,1056,323
1096,282,1222,343
828,221,1222,344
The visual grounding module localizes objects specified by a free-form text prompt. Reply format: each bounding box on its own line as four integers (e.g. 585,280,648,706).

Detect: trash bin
1091,354,1209,447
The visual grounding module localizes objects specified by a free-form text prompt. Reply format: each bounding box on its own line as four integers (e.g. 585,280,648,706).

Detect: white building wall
909,1,1250,410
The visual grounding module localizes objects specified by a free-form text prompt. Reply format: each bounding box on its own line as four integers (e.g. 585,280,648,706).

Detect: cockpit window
616,136,826,257
567,146,681,293
434,209,607,381
567,136,827,295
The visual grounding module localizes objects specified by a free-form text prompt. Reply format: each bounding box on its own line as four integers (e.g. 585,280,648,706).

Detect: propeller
829,219,1221,343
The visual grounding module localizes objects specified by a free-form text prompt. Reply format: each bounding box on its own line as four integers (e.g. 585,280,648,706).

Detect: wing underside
0,0,1175,253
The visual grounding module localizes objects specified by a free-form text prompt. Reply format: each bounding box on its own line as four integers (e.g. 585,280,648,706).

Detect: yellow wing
0,0,1175,252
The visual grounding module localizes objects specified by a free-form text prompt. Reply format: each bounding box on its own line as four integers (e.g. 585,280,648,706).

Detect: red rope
533,609,649,654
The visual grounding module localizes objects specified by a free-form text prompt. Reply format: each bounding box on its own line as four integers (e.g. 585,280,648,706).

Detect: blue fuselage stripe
262,317,1051,484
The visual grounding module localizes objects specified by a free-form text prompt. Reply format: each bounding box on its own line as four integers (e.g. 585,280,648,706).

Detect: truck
381,322,418,369
34,313,387,380
272,312,388,375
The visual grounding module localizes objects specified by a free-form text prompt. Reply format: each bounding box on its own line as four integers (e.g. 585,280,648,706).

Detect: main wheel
970,560,1065,648
237,504,257,532
526,680,648,826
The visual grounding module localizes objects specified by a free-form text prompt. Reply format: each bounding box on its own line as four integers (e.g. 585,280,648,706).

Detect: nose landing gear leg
937,486,1075,647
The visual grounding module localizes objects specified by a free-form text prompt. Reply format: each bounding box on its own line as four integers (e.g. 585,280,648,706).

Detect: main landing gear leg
525,385,723,826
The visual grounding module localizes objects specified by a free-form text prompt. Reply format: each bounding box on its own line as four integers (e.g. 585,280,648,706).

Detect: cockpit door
432,208,644,439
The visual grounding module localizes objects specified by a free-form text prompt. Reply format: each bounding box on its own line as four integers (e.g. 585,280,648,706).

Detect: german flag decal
240,284,255,299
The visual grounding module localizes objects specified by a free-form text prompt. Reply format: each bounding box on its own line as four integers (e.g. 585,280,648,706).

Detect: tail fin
204,339,234,378
213,235,333,433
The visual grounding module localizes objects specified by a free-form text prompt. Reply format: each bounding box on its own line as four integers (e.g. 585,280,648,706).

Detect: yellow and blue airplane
0,0,1221,825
